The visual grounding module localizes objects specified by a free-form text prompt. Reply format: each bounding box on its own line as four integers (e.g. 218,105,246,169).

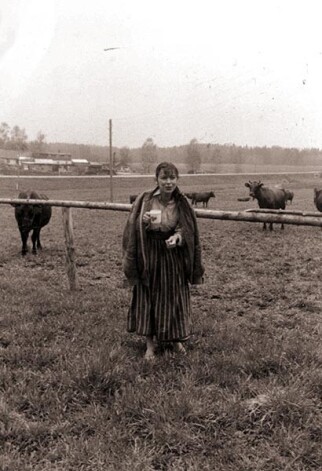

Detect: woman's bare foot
144,335,156,360
144,349,156,360
173,342,186,354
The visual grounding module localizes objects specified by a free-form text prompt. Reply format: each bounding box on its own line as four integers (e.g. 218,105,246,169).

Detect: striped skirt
127,233,191,342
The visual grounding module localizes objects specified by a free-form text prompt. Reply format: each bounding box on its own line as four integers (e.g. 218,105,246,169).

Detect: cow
13,191,52,256
245,181,287,230
283,189,294,204
314,188,322,212
189,191,215,208
129,194,138,204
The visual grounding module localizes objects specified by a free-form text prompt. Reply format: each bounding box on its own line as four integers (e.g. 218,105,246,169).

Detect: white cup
149,209,161,227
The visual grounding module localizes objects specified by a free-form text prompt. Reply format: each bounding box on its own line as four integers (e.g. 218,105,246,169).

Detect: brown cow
245,181,287,230
189,191,215,208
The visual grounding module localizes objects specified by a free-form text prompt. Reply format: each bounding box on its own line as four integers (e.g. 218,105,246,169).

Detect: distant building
0,149,119,175
87,162,117,175
71,159,89,166
0,149,19,164
71,159,89,174
0,150,27,166
87,162,103,174
0,152,77,173
2,155,32,166
31,152,72,161
2,155,73,173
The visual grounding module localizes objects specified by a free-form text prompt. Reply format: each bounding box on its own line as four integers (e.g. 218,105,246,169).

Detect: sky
1,0,322,149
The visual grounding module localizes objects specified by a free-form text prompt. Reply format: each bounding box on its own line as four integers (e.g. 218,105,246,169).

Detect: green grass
0,174,322,470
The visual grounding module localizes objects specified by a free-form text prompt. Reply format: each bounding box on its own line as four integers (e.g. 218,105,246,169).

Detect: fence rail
0,198,131,211
1,198,322,291
2,198,322,225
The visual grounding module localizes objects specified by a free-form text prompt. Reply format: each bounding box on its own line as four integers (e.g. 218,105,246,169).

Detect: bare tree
141,138,157,173
119,146,131,167
8,125,28,151
29,131,46,153
0,122,10,148
186,138,201,173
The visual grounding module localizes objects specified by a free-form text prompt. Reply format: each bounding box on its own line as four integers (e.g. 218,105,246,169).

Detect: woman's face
157,169,178,195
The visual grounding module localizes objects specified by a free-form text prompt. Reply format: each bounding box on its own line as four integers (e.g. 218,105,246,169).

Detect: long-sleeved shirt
150,188,179,231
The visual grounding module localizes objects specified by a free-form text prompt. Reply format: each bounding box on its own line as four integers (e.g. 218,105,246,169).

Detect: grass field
0,173,322,470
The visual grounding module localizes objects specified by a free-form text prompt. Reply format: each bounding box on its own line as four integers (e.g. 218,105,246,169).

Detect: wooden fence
1,197,322,291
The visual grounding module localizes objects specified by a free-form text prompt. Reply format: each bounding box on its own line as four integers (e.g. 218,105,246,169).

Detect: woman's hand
142,212,151,225
166,233,181,249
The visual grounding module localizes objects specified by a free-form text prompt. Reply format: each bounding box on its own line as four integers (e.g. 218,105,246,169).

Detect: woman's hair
155,162,179,179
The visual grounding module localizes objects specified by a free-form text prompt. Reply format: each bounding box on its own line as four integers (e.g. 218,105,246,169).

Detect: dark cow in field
245,181,287,230
283,189,294,204
185,191,215,207
13,191,52,256
129,194,138,204
193,191,215,207
314,188,322,212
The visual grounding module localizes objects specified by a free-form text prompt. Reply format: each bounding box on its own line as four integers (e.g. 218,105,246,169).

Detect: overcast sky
1,0,322,149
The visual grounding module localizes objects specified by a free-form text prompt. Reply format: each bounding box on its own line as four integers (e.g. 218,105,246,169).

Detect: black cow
245,181,287,230
188,191,215,207
14,191,52,256
129,194,138,204
314,188,322,212
283,189,294,204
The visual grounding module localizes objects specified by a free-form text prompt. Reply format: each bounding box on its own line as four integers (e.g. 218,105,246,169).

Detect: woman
122,162,204,360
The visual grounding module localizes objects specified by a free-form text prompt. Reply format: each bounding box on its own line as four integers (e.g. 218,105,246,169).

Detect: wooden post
109,118,113,202
62,207,78,291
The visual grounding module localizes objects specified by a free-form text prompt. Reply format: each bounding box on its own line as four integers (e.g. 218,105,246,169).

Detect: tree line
0,122,46,153
1,122,322,172
40,138,322,173
116,138,322,173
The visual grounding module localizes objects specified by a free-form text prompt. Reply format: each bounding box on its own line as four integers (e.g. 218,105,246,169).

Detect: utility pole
16,155,20,191
109,119,113,202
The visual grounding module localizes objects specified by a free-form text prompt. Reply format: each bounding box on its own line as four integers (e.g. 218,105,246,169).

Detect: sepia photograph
1,0,321,469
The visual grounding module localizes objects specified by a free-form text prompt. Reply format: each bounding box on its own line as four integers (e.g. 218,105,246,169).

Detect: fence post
62,207,78,291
